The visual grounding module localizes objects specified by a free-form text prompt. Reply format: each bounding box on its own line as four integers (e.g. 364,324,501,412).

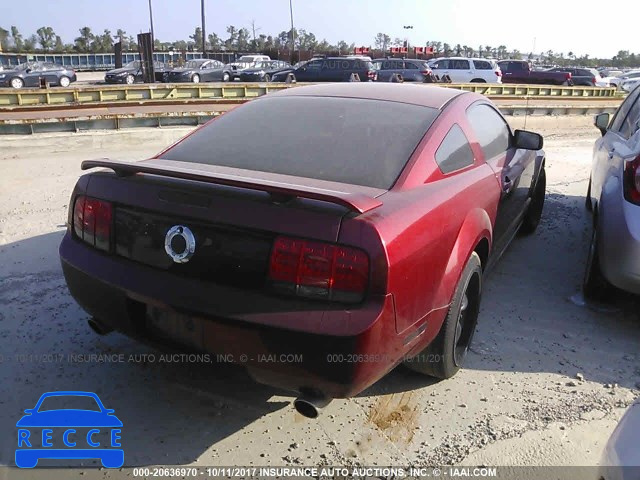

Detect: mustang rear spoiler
81,159,383,215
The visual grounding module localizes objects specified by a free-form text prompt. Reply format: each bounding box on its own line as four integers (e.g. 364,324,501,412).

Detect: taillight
495,70,502,77
591,77,596,85
421,70,432,75
72,195,113,252
623,155,640,205
268,236,369,303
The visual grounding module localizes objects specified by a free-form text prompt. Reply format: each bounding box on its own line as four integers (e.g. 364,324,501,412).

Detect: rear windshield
162,96,439,189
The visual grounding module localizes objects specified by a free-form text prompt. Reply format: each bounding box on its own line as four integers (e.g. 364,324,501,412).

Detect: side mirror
513,129,543,150
594,113,610,136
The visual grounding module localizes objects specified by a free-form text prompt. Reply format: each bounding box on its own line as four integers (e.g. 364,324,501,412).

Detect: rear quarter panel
352,93,499,337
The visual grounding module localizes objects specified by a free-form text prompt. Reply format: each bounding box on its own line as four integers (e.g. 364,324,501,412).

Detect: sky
0,0,636,58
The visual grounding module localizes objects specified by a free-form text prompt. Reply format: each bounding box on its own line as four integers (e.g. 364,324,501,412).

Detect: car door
431,59,450,80
42,63,62,85
592,87,640,205
199,61,213,81
402,61,421,81
466,102,535,257
449,59,471,83
23,64,43,87
208,60,225,81
295,59,322,81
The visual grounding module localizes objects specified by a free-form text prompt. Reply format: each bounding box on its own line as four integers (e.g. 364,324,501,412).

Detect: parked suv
430,57,502,83
270,57,377,82
373,58,433,82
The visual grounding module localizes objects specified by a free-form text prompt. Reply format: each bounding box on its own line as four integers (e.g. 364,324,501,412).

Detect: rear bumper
59,232,400,398
600,190,640,295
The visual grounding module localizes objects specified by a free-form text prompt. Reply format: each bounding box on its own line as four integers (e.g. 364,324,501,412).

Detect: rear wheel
470,78,486,83
222,72,230,82
192,74,200,83
404,252,482,379
583,217,613,301
59,76,71,87
125,74,135,85
519,167,546,234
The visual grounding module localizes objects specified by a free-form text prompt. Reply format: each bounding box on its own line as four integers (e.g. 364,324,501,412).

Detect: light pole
289,0,295,63
148,0,155,46
403,25,413,57
201,0,206,54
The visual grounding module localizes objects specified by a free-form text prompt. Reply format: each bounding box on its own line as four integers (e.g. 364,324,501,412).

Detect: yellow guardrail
0,82,619,108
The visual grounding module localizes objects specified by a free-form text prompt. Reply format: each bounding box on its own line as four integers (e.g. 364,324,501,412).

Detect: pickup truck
497,60,573,85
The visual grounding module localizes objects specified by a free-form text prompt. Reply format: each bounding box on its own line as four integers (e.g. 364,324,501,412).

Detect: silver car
599,399,640,479
584,85,640,300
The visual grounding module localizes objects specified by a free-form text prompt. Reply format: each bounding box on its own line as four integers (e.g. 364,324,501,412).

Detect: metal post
148,0,155,46
201,0,206,54
289,0,295,63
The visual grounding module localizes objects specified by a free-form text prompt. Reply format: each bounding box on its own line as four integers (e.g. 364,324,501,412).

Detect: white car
599,400,640,480
228,55,271,71
609,70,640,88
621,77,640,93
430,57,502,83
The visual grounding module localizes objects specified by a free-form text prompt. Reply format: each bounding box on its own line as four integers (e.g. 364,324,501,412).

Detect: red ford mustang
59,83,546,417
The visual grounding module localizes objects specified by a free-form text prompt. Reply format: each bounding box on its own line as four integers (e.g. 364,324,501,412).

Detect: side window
510,62,523,72
618,96,640,139
435,124,475,174
451,59,470,70
405,62,419,70
304,60,322,70
473,60,491,70
609,88,640,134
433,60,449,69
466,103,512,160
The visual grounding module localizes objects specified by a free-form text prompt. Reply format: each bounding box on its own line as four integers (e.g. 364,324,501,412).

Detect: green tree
0,27,9,52
208,33,221,50
115,29,127,49
36,26,56,51
455,44,462,55
374,33,391,52
190,27,203,51
236,27,250,51
24,34,38,51
11,26,23,51
443,42,452,56
53,35,64,52
74,26,94,52
225,25,238,50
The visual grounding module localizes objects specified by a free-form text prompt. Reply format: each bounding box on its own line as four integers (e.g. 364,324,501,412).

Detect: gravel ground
0,120,639,479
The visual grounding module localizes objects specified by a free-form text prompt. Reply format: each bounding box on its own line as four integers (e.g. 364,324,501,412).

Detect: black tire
404,252,482,379
191,74,200,83
222,72,230,82
519,167,546,235
583,217,613,301
125,74,135,85
59,76,71,88
585,178,593,212
263,73,271,82
470,78,486,83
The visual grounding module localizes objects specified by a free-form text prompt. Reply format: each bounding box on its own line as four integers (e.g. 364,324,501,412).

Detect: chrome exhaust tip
87,318,113,335
293,392,332,419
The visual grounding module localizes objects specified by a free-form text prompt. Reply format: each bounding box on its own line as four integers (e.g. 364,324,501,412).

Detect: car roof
267,83,466,109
